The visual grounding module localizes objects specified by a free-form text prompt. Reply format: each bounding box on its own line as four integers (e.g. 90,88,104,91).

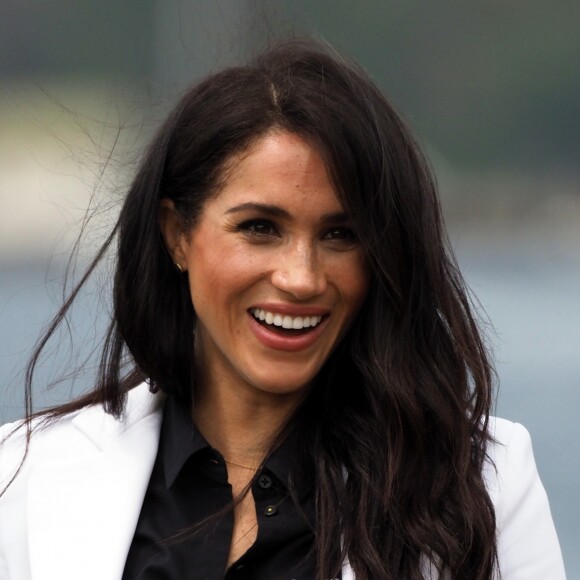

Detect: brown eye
323,227,356,241
238,219,278,236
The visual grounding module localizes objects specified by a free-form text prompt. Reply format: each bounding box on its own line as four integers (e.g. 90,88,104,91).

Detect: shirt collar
161,394,210,489
262,427,303,492
160,395,312,494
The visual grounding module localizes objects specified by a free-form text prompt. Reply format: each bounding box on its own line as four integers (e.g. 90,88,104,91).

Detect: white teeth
251,308,323,329
291,317,303,329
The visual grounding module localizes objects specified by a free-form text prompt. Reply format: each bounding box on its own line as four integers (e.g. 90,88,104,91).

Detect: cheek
186,244,222,319
338,255,371,313
188,242,259,317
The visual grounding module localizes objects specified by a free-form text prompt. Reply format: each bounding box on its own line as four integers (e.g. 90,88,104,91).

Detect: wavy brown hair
8,39,496,579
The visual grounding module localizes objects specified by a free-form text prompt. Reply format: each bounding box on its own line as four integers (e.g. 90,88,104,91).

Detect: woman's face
166,131,369,402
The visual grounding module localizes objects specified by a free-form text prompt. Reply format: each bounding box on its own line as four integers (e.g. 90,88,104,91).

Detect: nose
271,241,327,299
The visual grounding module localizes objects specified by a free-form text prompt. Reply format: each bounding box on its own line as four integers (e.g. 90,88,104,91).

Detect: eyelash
322,227,356,242
236,219,357,244
237,219,277,237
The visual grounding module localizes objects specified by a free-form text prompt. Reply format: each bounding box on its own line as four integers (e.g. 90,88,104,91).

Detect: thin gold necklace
223,457,260,471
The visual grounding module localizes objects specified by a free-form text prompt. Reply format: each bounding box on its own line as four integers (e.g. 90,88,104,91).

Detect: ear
159,198,189,271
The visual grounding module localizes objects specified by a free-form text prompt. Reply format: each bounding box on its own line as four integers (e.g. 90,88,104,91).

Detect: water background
1,234,578,576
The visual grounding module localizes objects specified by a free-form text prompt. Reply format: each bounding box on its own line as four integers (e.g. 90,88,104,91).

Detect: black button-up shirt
122,395,318,579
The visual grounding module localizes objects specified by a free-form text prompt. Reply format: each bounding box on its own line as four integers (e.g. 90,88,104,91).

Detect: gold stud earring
175,262,184,273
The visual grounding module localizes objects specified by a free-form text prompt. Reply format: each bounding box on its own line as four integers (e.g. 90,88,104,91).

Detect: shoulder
0,383,165,489
483,416,535,495
0,384,165,578
483,417,551,517
483,417,566,579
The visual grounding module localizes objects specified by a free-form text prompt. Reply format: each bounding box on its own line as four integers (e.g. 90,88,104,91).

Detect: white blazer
0,383,566,579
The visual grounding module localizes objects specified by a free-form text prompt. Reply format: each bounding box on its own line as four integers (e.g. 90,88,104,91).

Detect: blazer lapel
27,385,164,580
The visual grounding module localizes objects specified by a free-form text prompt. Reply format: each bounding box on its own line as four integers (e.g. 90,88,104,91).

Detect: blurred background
1,1,578,574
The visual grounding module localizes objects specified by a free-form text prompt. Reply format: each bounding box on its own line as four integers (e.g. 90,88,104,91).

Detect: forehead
212,131,342,212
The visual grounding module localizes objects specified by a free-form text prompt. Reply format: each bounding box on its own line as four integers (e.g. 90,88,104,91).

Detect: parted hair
18,39,496,579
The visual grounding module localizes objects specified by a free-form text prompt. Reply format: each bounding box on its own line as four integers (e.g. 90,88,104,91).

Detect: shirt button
264,505,277,516
258,474,272,489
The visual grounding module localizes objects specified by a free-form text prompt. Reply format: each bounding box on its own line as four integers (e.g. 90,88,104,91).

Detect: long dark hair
9,39,496,579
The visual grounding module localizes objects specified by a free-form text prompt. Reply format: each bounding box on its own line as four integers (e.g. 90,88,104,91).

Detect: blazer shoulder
484,416,566,579
0,383,165,580
0,383,164,486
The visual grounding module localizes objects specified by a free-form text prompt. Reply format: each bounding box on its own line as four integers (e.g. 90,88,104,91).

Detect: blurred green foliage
1,0,578,174
288,1,580,172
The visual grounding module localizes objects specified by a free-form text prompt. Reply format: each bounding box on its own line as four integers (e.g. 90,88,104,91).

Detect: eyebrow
224,202,349,224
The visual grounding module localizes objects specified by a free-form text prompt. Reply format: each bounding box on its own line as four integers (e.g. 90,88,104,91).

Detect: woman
0,39,566,579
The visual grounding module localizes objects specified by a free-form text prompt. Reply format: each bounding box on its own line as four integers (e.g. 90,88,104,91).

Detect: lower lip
248,313,327,352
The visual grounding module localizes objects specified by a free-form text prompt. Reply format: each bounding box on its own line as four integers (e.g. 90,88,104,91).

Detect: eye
323,226,357,242
237,219,279,237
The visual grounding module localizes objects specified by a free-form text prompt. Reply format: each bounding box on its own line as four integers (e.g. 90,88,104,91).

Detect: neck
191,377,303,466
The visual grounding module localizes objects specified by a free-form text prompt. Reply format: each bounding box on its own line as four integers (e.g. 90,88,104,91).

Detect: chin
248,368,318,397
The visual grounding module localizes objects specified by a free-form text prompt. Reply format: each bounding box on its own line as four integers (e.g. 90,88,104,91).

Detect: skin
160,130,369,565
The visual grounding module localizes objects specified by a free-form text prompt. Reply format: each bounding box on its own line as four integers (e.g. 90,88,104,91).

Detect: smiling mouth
250,308,325,335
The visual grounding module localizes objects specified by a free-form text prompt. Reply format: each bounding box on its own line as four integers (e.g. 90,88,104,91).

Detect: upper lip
249,303,330,317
